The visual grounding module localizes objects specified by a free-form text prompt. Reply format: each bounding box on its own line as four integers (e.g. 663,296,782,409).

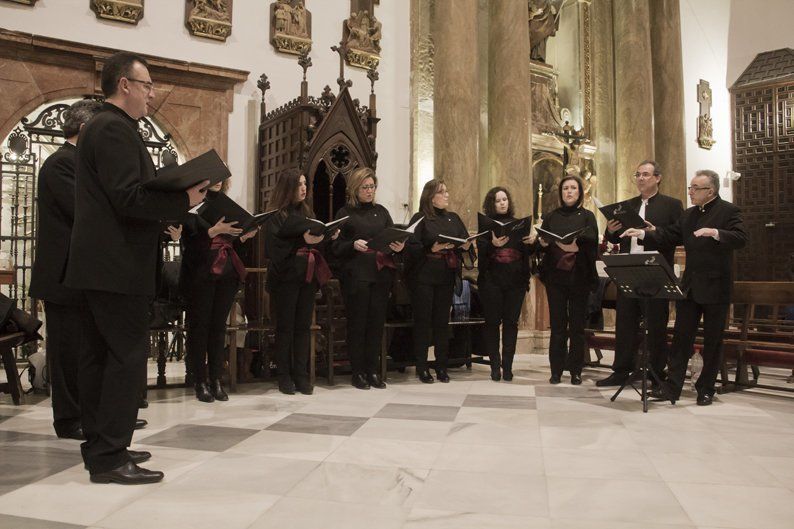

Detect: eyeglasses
360,184,377,191
687,186,711,192
633,172,657,179
126,77,155,92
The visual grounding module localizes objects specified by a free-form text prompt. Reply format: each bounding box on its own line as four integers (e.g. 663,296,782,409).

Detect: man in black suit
624,169,747,405
596,160,683,387
29,99,101,440
64,52,207,484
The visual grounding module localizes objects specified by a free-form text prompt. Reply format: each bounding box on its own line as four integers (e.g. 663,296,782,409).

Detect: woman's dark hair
482,186,514,217
558,175,585,209
268,168,313,218
419,178,446,218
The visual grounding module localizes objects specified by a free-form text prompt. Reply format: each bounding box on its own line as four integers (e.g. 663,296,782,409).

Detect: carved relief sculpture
342,5,381,70
528,0,559,63
697,79,715,149
185,0,232,42
91,0,144,25
270,0,312,56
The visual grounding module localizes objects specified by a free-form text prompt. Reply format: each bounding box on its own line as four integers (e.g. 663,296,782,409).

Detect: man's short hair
636,160,662,176
62,99,102,138
695,169,720,192
101,51,149,98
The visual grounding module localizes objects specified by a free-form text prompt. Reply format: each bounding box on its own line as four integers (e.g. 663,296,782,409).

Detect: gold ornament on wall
342,0,381,70
697,79,715,150
1,0,38,4
185,0,233,42
91,0,144,25
270,1,312,56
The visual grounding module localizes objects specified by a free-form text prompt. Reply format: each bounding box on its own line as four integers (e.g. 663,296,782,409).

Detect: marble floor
1,355,793,529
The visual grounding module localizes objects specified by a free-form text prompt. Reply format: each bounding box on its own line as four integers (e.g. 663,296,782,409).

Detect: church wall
0,0,411,216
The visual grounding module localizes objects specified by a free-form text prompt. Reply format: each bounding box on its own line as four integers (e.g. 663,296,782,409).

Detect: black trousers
479,280,526,371
185,274,239,382
342,280,390,376
411,281,454,372
612,293,670,376
79,290,150,474
271,280,316,381
667,298,729,398
44,301,84,435
545,282,588,376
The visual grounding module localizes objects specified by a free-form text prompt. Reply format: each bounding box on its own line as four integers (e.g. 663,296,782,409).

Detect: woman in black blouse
181,180,258,402
478,187,534,382
332,167,405,390
406,179,472,383
264,168,337,395
537,175,598,385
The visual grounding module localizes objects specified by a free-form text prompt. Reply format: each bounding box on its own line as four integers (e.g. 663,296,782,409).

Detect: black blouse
478,214,531,290
405,208,469,286
538,206,599,289
264,204,325,289
332,202,397,284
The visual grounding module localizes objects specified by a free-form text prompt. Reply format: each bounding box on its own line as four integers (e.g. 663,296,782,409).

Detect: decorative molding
1,0,38,5
270,1,312,56
697,79,715,149
342,0,381,70
580,0,593,137
185,0,233,42
91,0,144,24
345,48,379,70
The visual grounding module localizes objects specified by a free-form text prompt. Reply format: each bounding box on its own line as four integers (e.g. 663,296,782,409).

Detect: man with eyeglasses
63,52,208,484
624,170,747,405
596,160,683,388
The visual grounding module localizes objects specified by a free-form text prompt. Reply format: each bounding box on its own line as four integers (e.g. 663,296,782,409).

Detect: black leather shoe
571,374,582,385
278,377,296,395
417,369,434,384
490,367,501,381
57,426,85,441
210,380,229,401
367,373,387,389
502,369,513,382
549,374,562,384
90,461,164,485
352,373,371,390
646,384,677,404
195,382,215,403
595,372,629,387
436,370,450,383
127,450,151,464
696,392,714,406
135,419,148,430
295,379,314,395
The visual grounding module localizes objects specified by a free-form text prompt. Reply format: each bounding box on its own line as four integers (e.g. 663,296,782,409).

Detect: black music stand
601,252,684,412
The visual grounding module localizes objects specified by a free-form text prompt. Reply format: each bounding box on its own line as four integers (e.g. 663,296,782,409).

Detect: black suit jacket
604,193,683,266
29,143,82,305
649,197,747,304
64,103,189,297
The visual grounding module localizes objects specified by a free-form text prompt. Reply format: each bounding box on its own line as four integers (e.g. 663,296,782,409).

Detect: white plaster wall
0,0,411,216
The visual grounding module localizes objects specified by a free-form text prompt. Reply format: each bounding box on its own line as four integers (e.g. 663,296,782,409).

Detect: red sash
297,247,332,286
492,248,522,264
363,249,396,271
426,250,459,270
210,237,247,280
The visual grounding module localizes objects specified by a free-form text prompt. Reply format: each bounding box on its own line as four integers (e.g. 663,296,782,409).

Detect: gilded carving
342,5,381,70
91,0,144,25
185,0,232,42
1,0,37,4
528,0,558,63
697,79,715,149
270,1,312,56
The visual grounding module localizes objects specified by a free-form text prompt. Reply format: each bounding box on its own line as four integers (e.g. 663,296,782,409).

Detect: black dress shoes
127,450,152,464
135,419,148,429
295,379,314,395
211,380,229,401
549,374,562,384
502,369,513,382
367,373,387,389
570,374,582,385
490,367,501,382
57,425,85,441
417,369,434,384
352,373,371,390
195,382,215,403
90,461,164,485
595,372,629,387
435,370,450,383
647,384,677,404
696,392,714,406
278,377,296,395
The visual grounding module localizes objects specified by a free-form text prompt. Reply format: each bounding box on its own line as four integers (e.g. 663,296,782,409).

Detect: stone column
650,0,688,202
487,0,532,215
591,0,617,210
613,0,655,201
434,0,480,228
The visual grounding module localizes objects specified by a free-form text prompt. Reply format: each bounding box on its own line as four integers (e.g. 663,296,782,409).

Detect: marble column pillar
613,0,655,201
591,0,617,210
650,0,688,203
434,0,480,228
487,0,532,215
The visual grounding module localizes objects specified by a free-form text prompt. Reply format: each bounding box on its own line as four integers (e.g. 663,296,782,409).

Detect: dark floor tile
0,444,83,490
137,424,258,452
374,403,461,422
266,413,367,436
0,430,57,445
534,385,606,398
0,514,84,528
462,395,536,409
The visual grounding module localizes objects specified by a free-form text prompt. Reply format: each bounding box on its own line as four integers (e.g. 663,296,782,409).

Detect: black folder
535,226,587,244
477,213,532,239
592,197,646,229
195,193,276,235
282,215,350,237
436,231,489,249
145,149,231,192
366,216,424,253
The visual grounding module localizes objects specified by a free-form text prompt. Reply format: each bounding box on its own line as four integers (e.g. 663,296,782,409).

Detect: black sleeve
331,207,355,259
46,153,77,224
716,206,748,250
